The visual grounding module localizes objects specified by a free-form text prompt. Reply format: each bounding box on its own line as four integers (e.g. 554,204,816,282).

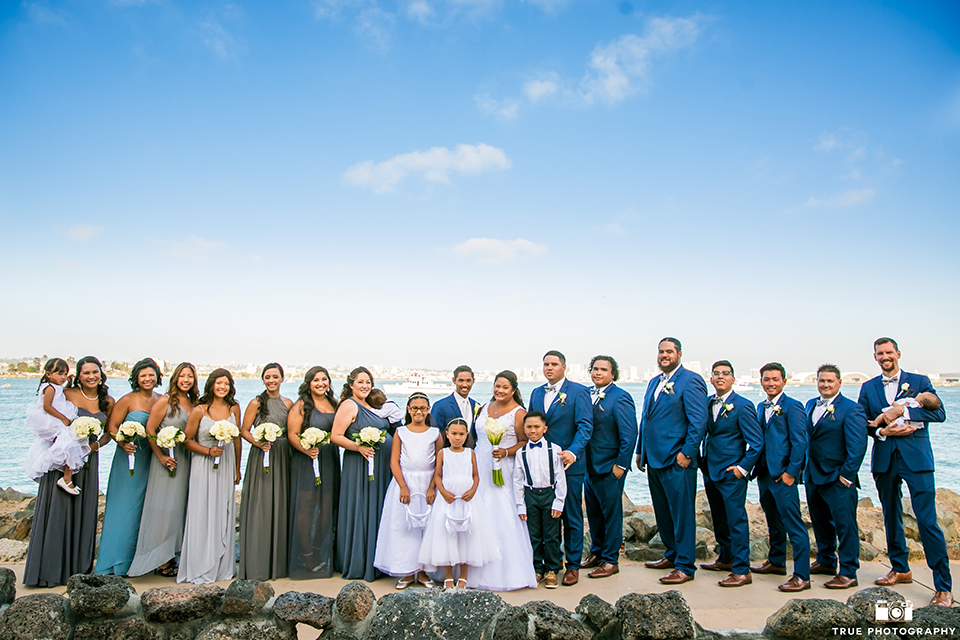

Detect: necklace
81,388,98,401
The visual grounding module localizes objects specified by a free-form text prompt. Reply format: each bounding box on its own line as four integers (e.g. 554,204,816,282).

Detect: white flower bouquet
299,427,331,485
71,416,103,440
117,420,147,475
208,420,240,469
352,426,387,481
485,417,508,486
252,422,283,474
155,425,187,477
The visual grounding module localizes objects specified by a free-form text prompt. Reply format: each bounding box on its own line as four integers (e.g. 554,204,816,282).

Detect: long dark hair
492,370,525,408
299,366,339,424
39,358,69,391
73,356,110,413
404,392,432,426
167,362,199,418
256,362,284,422
341,366,374,401
129,358,162,391
198,368,238,407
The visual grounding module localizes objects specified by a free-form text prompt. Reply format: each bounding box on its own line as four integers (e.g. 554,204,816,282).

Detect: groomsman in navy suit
858,337,952,607
698,360,763,587
750,362,811,592
529,350,593,586
582,355,638,579
804,364,867,589
431,365,480,442
634,337,708,585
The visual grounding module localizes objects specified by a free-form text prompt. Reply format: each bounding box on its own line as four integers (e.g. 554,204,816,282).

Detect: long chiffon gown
178,413,239,584
238,396,291,580
128,406,192,576
95,409,153,576
336,399,392,582
288,410,340,579
23,407,103,587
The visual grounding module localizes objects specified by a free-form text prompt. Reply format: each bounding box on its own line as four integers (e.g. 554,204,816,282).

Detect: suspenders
521,443,556,489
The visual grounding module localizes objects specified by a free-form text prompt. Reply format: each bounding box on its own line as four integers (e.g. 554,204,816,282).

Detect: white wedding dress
467,404,537,591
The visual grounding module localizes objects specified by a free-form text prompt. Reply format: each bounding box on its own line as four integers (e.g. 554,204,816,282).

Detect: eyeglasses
409,407,430,413
711,371,733,377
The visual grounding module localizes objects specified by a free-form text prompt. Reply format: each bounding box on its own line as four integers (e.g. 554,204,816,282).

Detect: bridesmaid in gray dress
287,366,340,579
178,369,242,584
128,362,198,577
238,362,293,580
331,366,393,582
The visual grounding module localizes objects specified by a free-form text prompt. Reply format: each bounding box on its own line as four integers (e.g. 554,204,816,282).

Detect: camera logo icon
875,599,913,622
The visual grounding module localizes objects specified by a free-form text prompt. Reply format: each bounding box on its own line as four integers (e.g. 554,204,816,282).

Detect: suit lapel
894,371,913,400
545,380,565,417
648,366,681,416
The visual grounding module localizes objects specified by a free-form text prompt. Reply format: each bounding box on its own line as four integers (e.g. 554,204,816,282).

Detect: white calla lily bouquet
485,417,508,486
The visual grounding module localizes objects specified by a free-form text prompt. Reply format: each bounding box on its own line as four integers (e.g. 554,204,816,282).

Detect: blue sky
2,0,959,375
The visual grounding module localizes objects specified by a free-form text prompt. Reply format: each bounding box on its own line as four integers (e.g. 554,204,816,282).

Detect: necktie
529,441,542,449
882,377,898,386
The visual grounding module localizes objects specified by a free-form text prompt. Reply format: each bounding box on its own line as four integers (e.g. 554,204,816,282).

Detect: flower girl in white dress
374,392,441,588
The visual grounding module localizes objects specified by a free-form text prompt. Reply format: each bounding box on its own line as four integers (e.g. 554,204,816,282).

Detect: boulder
866,528,887,554
575,594,620,640
335,582,375,623
66,574,135,618
647,533,666,552
749,539,770,562
220,580,273,617
0,568,15,606
764,598,860,639
625,513,658,543
935,488,960,542
518,600,590,640
272,591,334,629
623,491,640,516
195,618,296,640
846,586,908,624
0,541,28,563
370,588,505,640
74,616,160,640
623,543,664,562
906,538,925,561
0,594,70,640
616,591,696,640
318,632,358,640
901,604,960,632
859,541,880,562
947,543,960,560
141,584,225,623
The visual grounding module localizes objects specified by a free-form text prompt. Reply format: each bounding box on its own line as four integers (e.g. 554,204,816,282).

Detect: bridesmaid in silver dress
238,362,293,580
128,362,198,577
177,368,242,584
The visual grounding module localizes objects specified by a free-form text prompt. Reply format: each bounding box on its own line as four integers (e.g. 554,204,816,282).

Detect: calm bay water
2,378,959,506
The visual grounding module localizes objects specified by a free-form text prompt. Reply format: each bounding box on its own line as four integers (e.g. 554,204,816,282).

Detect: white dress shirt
811,394,837,425
711,390,733,421
764,392,784,423
513,439,567,516
881,370,912,421
543,379,564,413
590,384,609,406
456,393,473,427
654,366,679,401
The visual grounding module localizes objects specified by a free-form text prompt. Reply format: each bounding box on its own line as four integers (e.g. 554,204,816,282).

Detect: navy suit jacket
637,366,709,470
701,391,763,482
803,393,867,487
857,371,946,474
754,394,807,481
586,384,639,476
431,393,480,442
529,379,593,477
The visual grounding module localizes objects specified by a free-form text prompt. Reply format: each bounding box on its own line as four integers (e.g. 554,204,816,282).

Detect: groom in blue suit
858,337,952,607
529,350,593,586
431,365,480,443
635,337,708,585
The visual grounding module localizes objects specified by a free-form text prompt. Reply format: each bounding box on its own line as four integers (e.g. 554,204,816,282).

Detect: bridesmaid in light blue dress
95,358,163,576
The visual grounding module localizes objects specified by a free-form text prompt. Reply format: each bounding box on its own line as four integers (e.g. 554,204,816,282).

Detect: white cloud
160,235,227,262
803,188,876,209
523,75,559,102
449,238,547,264
198,17,241,59
356,7,395,52
817,133,837,151
521,0,568,13
63,224,103,242
405,0,434,23
343,143,512,193
475,93,520,120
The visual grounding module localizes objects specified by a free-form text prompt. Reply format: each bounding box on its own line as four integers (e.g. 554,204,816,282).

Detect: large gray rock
220,580,274,617
846,586,908,624
195,617,296,640
764,598,860,639
272,591,334,629
74,616,160,640
335,582,375,623
370,588,505,640
66,573,135,618
0,569,15,606
0,594,70,640
141,584,225,623
902,604,960,631
616,591,696,640
647,533,667,552
625,513,658,543
575,593,619,639
623,543,664,562
859,542,880,562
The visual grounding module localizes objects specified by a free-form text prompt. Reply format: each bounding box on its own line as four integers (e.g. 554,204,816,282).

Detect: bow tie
816,398,829,407
762,400,773,408
590,387,601,396
712,397,724,405
545,385,557,393
882,377,898,386
528,441,543,449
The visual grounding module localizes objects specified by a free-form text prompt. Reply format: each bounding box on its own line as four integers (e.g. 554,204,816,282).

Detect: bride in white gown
468,371,538,591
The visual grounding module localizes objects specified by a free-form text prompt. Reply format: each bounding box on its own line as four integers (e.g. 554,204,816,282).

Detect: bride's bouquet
155,426,187,477
209,420,240,470
485,417,508,486
251,422,284,474
352,427,387,481
116,420,147,476
299,427,331,485
71,416,103,468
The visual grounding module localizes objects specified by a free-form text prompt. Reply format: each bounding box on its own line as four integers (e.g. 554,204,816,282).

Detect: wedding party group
18,336,953,608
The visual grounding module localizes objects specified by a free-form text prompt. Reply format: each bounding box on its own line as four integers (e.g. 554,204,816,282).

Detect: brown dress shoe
778,575,812,592
809,561,837,575
581,555,602,569
874,570,912,586
750,560,787,575
659,569,694,585
824,575,858,589
718,572,752,587
699,560,734,572
588,563,620,579
930,591,954,607
543,572,559,589
645,557,675,569
562,568,579,586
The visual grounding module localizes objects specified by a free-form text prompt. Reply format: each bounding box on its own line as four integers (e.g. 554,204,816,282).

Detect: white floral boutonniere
664,382,675,395
559,392,567,406
720,402,734,418
826,405,836,420
899,382,914,397
597,391,606,411
772,404,782,416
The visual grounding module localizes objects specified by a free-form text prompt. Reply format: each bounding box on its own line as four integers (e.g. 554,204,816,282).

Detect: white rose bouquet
485,417,508,486
155,425,187,477
71,416,103,467
252,422,283,474
117,420,147,475
208,419,240,469
352,426,387,481
299,427,331,485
